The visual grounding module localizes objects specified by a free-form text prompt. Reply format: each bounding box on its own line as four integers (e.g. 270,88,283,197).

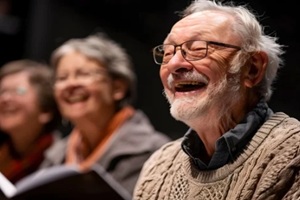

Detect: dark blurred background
0,0,299,139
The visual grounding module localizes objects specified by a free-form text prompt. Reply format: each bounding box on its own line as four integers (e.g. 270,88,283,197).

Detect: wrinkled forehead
165,11,237,43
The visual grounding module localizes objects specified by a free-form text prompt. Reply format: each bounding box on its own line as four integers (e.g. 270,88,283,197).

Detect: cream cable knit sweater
133,112,300,200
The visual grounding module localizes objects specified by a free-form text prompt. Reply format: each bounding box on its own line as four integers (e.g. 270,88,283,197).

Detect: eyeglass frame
0,86,28,97
53,68,108,89
152,40,242,65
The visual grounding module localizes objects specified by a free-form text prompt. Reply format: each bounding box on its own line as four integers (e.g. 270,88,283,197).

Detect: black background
0,0,299,139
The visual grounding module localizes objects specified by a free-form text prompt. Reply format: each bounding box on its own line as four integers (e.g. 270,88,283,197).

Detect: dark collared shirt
181,100,273,170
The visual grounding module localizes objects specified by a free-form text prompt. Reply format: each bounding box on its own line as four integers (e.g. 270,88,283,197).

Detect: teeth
67,95,86,103
174,81,207,92
64,88,89,103
1,105,17,113
175,81,201,88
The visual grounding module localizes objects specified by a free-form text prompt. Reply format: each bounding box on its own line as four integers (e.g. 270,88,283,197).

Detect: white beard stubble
165,73,242,124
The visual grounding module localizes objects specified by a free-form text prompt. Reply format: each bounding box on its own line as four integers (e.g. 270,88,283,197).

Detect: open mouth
64,88,89,103
67,95,88,103
0,104,18,114
174,81,207,92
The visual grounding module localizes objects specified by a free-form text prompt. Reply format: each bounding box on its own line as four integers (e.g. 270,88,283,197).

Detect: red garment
0,133,53,183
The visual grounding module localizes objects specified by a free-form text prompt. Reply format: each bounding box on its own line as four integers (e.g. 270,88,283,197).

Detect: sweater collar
182,100,273,170
65,106,135,171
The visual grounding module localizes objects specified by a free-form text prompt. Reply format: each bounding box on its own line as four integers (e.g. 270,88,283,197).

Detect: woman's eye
78,71,91,77
55,76,66,82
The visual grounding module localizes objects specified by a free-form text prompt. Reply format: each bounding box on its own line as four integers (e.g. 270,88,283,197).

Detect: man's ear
113,79,127,101
244,51,268,88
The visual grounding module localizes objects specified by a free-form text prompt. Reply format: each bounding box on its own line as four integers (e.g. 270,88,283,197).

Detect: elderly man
133,0,300,199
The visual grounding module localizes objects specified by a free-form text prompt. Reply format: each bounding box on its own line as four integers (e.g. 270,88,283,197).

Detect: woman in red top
0,59,61,183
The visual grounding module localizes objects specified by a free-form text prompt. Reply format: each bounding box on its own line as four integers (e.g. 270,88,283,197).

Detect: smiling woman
0,59,62,184
39,32,171,197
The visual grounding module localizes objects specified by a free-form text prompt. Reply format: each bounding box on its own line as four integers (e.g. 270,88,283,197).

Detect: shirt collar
182,100,273,170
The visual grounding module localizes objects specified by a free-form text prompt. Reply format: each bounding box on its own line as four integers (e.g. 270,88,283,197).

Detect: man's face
159,11,243,125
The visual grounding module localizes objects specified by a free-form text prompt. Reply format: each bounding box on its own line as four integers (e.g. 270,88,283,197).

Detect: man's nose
164,50,193,73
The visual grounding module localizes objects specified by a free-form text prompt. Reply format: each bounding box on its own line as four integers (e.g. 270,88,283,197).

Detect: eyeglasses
152,40,241,65
54,69,107,88
0,86,28,97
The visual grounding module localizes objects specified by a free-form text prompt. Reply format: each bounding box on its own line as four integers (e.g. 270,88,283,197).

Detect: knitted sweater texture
133,112,300,200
